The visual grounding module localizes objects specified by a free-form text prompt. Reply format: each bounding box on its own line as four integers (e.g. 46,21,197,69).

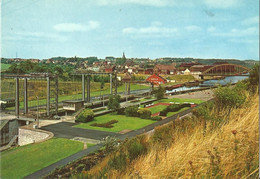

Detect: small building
145,68,154,74
0,119,19,147
63,100,84,112
146,74,167,85
184,68,191,75
122,72,132,82
154,64,176,75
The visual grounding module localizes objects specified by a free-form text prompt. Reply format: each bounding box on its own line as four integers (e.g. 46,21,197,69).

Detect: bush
125,105,139,117
116,108,125,115
137,108,152,119
90,120,118,128
127,139,146,161
107,95,121,111
101,136,120,154
152,124,173,147
75,109,94,123
160,108,168,116
151,116,162,121
108,152,127,171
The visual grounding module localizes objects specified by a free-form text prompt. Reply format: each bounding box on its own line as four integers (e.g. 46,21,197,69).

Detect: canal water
166,76,248,94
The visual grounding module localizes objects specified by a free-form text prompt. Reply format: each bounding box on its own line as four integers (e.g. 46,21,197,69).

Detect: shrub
160,108,168,116
137,108,152,119
152,124,173,147
107,95,121,111
116,108,125,115
125,105,139,117
127,139,146,161
108,152,127,171
101,136,120,154
75,109,94,123
90,120,118,128
155,85,165,100
151,116,162,121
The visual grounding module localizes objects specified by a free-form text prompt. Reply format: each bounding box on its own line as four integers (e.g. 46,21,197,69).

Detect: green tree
75,108,94,123
155,85,165,100
107,95,121,112
249,64,259,86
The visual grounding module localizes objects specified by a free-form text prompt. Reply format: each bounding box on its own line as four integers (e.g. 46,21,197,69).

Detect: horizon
1,0,259,60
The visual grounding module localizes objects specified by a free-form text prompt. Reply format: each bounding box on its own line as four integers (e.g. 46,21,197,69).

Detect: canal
166,76,248,94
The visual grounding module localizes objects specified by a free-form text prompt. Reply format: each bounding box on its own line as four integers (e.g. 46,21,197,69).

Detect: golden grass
87,95,259,178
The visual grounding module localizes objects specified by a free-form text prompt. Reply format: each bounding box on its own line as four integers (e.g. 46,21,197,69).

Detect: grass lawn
147,105,168,114
166,107,190,117
0,63,10,71
74,113,156,132
157,98,204,104
0,138,94,179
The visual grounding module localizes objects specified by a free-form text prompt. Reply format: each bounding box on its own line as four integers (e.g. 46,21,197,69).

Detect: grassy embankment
0,138,94,179
79,88,259,178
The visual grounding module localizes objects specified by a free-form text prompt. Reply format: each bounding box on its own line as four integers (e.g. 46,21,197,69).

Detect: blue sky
1,0,259,60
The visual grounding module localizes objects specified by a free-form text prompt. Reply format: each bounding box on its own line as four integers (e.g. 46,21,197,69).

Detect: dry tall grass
87,95,259,178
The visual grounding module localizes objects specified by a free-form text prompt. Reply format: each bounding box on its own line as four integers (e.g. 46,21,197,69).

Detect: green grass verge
1,63,11,71
74,113,156,132
0,138,93,179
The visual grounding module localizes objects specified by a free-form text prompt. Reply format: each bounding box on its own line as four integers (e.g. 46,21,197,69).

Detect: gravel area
169,89,214,101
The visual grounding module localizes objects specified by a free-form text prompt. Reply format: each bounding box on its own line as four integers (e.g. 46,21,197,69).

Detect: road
40,122,121,140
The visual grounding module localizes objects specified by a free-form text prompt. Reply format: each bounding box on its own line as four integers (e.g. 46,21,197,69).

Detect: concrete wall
18,128,51,146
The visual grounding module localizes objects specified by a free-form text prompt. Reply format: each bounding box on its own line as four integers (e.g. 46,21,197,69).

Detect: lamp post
36,96,39,128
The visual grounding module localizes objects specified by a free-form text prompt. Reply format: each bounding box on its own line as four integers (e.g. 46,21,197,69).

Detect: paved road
40,122,121,140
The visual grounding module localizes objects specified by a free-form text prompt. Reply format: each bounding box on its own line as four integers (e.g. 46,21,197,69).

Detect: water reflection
166,76,248,93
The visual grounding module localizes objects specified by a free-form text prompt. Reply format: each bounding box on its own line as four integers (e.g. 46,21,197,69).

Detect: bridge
200,64,250,79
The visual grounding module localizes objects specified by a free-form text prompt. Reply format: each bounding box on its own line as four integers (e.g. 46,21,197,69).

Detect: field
0,63,11,71
0,138,93,178
74,113,156,132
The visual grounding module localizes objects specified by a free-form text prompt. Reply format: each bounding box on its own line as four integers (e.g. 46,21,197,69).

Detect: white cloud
242,16,259,26
53,21,100,32
123,22,178,37
185,25,202,32
209,27,258,37
4,31,68,41
207,26,216,32
204,0,241,8
96,0,175,7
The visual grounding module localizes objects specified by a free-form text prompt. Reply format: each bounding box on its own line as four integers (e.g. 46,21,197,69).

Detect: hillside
82,89,259,178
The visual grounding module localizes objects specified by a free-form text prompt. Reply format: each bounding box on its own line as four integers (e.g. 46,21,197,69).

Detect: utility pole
36,96,39,128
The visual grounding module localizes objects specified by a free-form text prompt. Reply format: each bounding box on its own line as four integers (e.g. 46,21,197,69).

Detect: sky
1,0,259,60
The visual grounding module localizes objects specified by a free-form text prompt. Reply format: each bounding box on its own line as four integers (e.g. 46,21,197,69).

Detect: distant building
184,68,191,75
179,62,201,71
145,68,154,74
146,74,167,85
154,64,176,75
105,66,116,73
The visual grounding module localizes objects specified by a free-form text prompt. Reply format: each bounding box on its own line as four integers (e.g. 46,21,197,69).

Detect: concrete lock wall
18,128,50,146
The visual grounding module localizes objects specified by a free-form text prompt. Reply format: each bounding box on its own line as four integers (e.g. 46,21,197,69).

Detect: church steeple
122,52,126,59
